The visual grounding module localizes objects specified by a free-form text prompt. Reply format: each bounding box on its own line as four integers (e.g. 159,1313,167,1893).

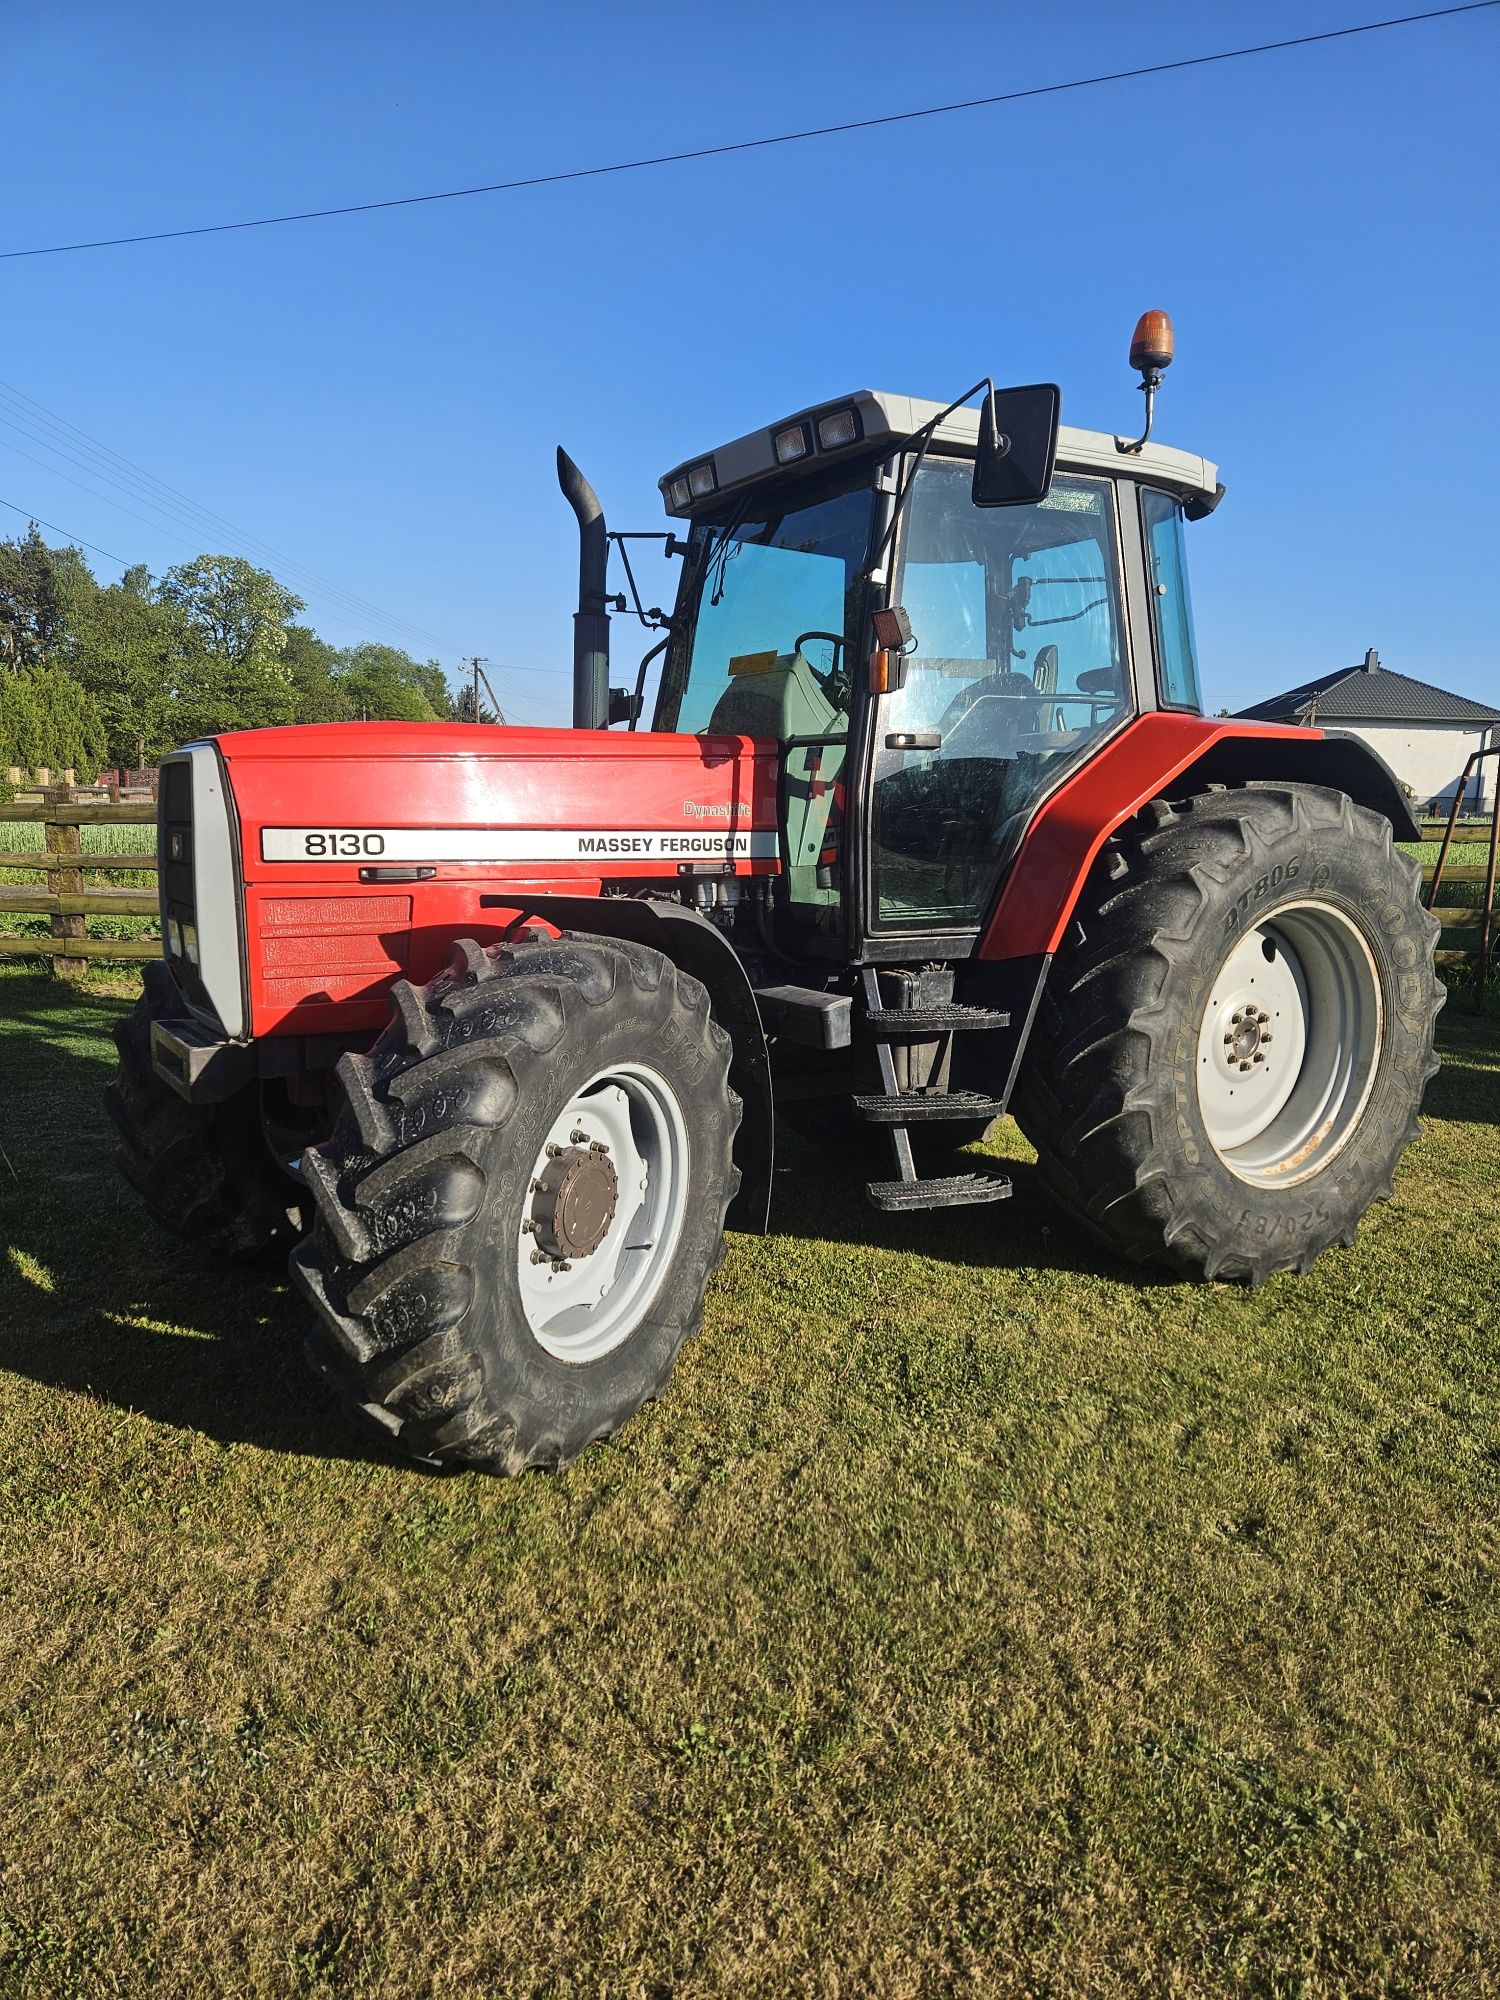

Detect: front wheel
1011,783,1444,1283
292,933,741,1473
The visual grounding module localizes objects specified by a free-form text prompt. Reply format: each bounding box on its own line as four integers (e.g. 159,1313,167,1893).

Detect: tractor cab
647,379,1221,957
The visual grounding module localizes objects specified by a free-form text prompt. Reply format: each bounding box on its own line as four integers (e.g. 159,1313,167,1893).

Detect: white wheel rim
517,1062,691,1364
1194,899,1383,1187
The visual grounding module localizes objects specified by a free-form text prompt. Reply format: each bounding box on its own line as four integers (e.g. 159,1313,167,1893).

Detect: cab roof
659,387,1220,519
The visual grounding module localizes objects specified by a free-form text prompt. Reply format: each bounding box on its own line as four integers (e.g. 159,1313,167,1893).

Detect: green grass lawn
0,966,1496,1997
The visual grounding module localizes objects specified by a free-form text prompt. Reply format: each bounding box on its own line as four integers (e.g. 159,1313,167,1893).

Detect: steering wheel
794,630,850,711
936,668,1038,737
794,629,843,662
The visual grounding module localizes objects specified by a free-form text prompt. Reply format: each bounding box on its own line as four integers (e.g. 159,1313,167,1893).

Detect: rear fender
1162,728,1421,840
980,713,1420,962
495,894,773,1234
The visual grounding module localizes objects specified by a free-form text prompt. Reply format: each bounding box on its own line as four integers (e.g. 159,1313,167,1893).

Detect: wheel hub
1223,1004,1273,1071
517,1068,692,1365
529,1141,619,1260
1195,901,1381,1187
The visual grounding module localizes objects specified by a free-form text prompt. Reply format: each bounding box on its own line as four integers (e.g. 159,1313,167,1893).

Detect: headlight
772,422,811,465
687,460,717,498
817,407,860,450
668,475,692,510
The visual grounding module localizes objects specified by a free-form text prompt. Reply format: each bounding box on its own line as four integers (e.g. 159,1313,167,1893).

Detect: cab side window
1142,489,1202,711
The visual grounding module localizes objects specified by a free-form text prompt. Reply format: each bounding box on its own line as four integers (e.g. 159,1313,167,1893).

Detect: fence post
43,786,88,981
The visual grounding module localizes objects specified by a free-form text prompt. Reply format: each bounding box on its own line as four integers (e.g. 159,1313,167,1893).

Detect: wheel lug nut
1253,1053,1265,1064
1261,1032,1273,1044
1239,1061,1252,1072
546,1143,563,1158
570,1129,588,1144
530,1250,546,1265
521,1218,534,1234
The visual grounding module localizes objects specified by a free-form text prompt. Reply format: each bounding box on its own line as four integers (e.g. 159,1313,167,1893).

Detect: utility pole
464,657,507,726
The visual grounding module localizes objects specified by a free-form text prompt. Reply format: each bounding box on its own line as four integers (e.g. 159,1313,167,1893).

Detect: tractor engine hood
210,720,780,1036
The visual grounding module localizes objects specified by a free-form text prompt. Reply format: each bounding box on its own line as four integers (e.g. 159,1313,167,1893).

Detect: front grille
159,756,216,1018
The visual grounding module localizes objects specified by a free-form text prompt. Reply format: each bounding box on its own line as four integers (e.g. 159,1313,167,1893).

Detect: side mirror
607,686,642,727
972,383,1061,508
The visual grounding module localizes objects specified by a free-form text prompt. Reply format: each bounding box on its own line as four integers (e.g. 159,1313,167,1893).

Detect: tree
168,654,298,741
332,643,455,722
0,665,106,779
453,684,499,725
157,555,304,668
281,624,348,723
65,574,186,768
0,524,91,670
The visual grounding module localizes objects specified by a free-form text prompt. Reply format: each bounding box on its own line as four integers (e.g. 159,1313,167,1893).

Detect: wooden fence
0,796,1496,983
0,793,159,972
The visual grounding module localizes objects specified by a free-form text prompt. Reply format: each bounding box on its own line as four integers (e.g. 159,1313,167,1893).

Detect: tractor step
863,1003,1011,1034
852,1089,1006,1124
866,1164,1013,1212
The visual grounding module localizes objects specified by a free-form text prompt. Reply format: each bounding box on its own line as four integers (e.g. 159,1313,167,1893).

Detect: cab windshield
654,472,876,738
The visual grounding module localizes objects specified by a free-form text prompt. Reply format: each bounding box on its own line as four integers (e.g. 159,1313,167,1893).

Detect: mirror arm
863,376,994,586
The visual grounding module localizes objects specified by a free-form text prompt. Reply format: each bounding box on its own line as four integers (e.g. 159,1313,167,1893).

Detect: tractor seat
1076,666,1120,698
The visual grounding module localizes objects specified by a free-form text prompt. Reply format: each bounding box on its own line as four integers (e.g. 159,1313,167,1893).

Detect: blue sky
4,1,1496,725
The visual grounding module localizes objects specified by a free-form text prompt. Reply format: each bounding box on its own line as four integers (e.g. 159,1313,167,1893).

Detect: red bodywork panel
218,722,778,1037
978,712,1322,960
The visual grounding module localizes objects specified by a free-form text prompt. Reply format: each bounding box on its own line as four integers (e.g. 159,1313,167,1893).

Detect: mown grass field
1,965,1497,1998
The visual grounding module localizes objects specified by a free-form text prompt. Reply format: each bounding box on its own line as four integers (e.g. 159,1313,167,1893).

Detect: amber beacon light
1118,308,1175,454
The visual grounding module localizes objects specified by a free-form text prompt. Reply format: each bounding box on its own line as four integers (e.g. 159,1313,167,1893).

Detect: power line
0,377,461,655
2,5,1493,263
0,496,130,567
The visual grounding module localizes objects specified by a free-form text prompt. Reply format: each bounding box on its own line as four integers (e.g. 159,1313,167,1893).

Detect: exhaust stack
557,446,610,730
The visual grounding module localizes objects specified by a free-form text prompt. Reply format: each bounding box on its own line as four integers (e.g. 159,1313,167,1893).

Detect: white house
1237,651,1500,814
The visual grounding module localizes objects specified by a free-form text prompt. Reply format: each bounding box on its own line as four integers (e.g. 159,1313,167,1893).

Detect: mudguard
979,713,1420,961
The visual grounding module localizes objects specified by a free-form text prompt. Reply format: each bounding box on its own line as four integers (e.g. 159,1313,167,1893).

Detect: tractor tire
107,960,310,1262
1011,783,1443,1284
291,932,741,1474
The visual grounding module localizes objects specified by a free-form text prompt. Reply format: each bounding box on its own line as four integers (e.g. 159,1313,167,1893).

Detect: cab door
867,460,1135,936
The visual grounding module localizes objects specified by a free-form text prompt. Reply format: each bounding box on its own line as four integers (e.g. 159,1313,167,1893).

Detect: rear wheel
107,961,310,1262
1011,783,1443,1283
292,933,741,1473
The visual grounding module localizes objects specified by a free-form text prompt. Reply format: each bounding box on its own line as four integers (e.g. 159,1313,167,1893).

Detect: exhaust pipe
557,446,610,731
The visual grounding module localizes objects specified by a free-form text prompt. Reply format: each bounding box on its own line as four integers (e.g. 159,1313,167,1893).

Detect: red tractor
109,317,1443,1473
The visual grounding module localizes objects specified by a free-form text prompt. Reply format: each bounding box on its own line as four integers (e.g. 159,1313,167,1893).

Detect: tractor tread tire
1011,783,1443,1284
107,961,308,1263
291,932,740,1474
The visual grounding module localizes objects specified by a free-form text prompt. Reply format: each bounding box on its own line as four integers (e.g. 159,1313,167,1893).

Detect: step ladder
858,968,1014,1212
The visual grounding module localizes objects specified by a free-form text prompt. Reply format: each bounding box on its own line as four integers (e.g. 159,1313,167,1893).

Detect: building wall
1326,720,1496,813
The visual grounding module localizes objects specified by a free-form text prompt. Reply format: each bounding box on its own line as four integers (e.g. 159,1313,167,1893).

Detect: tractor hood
206,721,779,1035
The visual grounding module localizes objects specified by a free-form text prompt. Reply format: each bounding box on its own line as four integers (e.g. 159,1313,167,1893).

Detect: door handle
884,731,941,751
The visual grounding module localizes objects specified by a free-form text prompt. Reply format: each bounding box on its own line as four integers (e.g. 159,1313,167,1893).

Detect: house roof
1236,651,1500,726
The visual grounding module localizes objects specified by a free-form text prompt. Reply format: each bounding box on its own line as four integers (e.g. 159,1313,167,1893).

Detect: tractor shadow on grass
768,1012,1498,1267
0,1231,414,1470
764,1129,1175,1286
0,983,408,1467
